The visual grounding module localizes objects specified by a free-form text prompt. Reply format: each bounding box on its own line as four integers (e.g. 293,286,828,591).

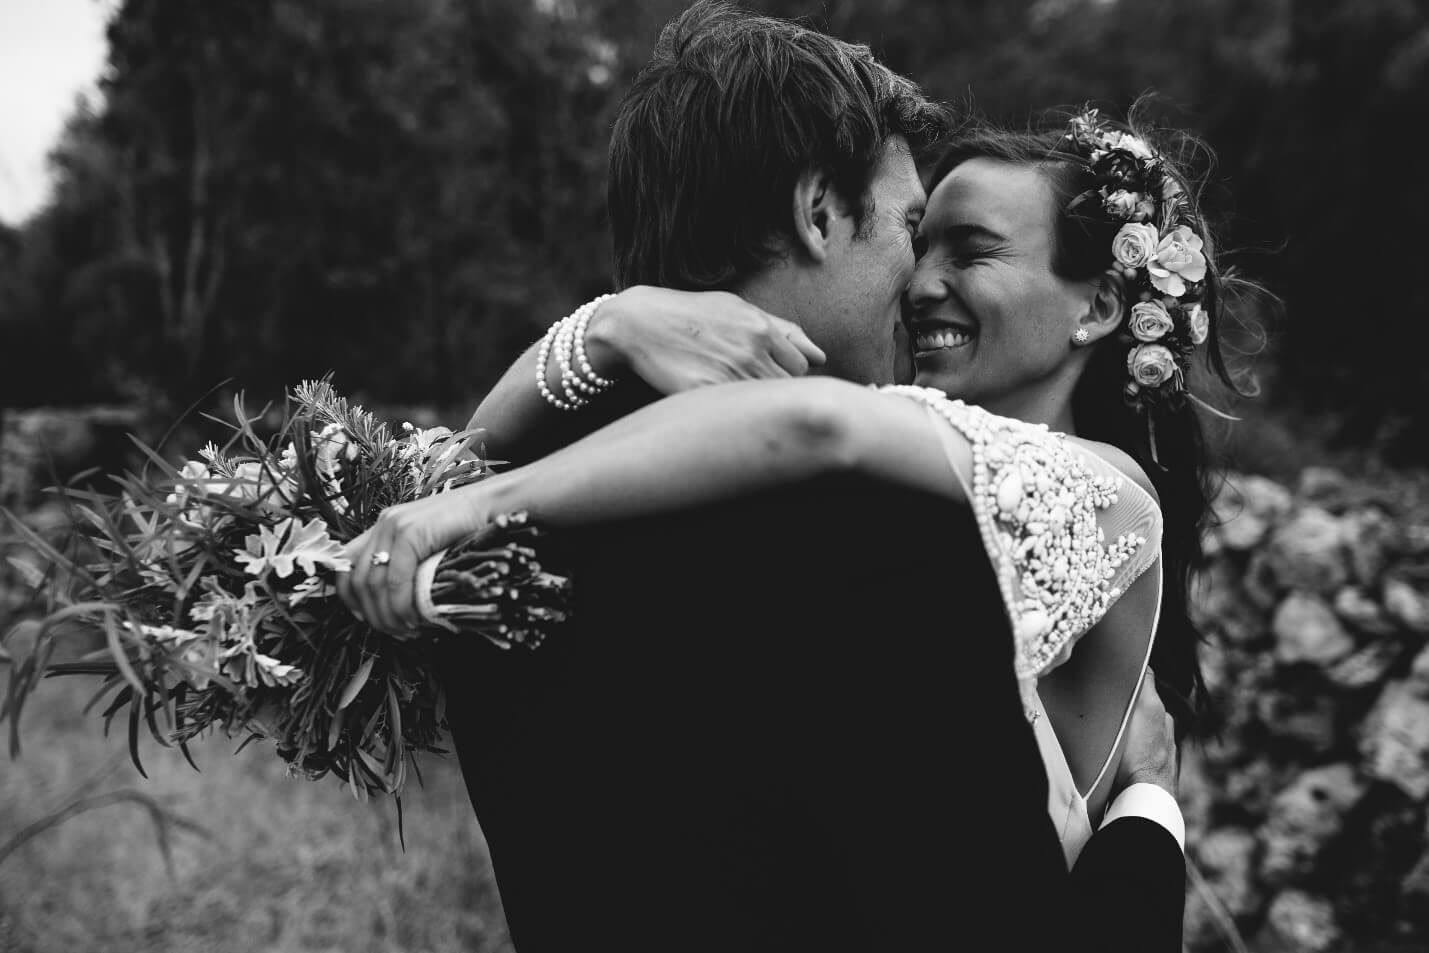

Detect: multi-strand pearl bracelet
537,293,618,410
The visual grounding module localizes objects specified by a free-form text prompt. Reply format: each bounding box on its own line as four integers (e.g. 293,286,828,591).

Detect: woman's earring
1072,328,1091,346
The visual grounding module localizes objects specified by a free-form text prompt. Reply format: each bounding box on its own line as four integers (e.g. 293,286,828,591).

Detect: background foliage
2,0,1427,462
1182,468,1429,952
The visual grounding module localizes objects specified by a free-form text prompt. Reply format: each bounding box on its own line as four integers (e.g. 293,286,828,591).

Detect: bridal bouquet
1,380,571,803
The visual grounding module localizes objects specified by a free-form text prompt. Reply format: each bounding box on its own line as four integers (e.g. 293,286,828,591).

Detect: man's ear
790,168,844,264
1077,269,1128,345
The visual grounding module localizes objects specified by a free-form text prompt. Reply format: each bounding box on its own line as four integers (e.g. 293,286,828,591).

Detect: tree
9,0,628,414
6,0,1427,464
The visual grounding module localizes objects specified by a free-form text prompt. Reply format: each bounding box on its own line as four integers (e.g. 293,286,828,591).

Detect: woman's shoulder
1066,436,1160,509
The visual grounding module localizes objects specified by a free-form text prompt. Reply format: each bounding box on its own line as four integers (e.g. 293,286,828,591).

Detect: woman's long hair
928,103,1267,739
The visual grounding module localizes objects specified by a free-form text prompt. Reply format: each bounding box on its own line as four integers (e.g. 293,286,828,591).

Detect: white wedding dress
882,387,1165,868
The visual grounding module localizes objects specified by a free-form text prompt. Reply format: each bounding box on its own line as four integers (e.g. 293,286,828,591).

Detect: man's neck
733,269,800,328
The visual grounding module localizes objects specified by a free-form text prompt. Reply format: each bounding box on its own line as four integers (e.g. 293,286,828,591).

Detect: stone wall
1183,468,1429,952
0,406,145,511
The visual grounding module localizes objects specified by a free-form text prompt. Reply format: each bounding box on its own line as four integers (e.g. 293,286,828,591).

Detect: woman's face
907,158,1098,417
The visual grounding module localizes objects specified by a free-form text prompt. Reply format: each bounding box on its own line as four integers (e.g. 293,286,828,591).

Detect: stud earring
1072,328,1090,346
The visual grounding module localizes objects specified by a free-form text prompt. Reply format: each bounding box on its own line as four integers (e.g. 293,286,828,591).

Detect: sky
0,0,116,226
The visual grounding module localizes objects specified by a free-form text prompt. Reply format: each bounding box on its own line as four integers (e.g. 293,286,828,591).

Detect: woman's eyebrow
943,223,1009,244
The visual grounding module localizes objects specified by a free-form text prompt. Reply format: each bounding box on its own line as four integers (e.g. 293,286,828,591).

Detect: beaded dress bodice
881,388,1162,681
880,387,1165,866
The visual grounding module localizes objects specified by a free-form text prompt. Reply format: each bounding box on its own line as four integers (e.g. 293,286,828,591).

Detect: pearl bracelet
553,313,590,408
573,294,617,389
536,316,582,411
536,294,620,411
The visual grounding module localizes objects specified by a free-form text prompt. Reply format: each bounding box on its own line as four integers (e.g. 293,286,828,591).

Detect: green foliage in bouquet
1,380,571,807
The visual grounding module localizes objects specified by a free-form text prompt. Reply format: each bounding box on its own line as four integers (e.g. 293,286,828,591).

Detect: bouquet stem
415,512,571,650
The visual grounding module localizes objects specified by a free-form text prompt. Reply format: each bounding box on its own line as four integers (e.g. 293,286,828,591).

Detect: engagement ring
371,551,391,567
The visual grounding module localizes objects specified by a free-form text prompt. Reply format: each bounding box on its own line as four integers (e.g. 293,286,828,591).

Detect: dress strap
1087,559,1165,803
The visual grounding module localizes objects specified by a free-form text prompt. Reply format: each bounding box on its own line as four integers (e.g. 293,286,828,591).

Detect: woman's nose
907,260,948,310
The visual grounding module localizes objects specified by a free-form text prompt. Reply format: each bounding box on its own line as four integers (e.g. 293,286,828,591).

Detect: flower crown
1060,110,1211,413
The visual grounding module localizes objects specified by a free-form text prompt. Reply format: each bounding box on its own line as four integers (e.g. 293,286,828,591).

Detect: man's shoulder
581,472,968,555
565,473,990,617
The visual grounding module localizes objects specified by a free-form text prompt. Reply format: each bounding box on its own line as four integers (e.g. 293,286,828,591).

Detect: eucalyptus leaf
127,698,148,779
338,656,374,710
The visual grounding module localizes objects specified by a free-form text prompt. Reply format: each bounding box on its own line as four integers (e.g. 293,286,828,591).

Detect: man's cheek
893,321,914,385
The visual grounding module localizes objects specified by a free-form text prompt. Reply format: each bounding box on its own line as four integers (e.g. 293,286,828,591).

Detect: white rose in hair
1127,343,1179,388
1186,303,1209,345
1129,301,1175,342
1109,131,1154,160
1148,225,1207,296
1112,223,1160,270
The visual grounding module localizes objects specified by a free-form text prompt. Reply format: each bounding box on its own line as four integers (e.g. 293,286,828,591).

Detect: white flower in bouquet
233,516,351,579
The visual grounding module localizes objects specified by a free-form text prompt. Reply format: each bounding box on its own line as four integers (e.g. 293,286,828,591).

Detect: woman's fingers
336,531,367,621
764,321,813,377
1141,667,1167,708
755,315,825,378
769,316,826,368
340,519,408,636
358,519,401,634
765,331,809,377
341,529,383,626
372,513,427,635
613,288,828,390
382,527,422,635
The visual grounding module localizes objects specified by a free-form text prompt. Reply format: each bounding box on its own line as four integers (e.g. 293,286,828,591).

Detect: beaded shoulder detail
879,386,1153,681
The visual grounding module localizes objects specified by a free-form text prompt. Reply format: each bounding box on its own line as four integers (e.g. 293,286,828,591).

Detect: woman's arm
482,377,969,525
341,378,964,633
466,287,825,464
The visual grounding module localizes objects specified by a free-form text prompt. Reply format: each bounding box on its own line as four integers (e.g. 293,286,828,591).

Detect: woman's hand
337,485,497,636
585,286,826,395
1114,669,1179,796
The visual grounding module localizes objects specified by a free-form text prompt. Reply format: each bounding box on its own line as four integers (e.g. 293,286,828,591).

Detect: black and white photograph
2,1,1428,951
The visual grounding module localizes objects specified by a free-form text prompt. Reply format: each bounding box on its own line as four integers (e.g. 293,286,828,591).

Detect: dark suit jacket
438,474,1184,952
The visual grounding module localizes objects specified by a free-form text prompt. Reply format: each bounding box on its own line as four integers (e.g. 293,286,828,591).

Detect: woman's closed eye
952,243,1004,266
940,224,1009,267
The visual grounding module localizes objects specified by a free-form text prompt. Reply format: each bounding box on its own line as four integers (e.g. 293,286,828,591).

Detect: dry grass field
0,673,513,953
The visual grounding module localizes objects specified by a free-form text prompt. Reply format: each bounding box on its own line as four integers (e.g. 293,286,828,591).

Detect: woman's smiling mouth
912,326,976,353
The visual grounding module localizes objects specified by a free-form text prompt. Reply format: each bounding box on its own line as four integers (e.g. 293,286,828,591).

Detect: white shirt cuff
1100,782,1185,852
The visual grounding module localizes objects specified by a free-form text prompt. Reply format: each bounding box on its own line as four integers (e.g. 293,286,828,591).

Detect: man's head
607,1,947,383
